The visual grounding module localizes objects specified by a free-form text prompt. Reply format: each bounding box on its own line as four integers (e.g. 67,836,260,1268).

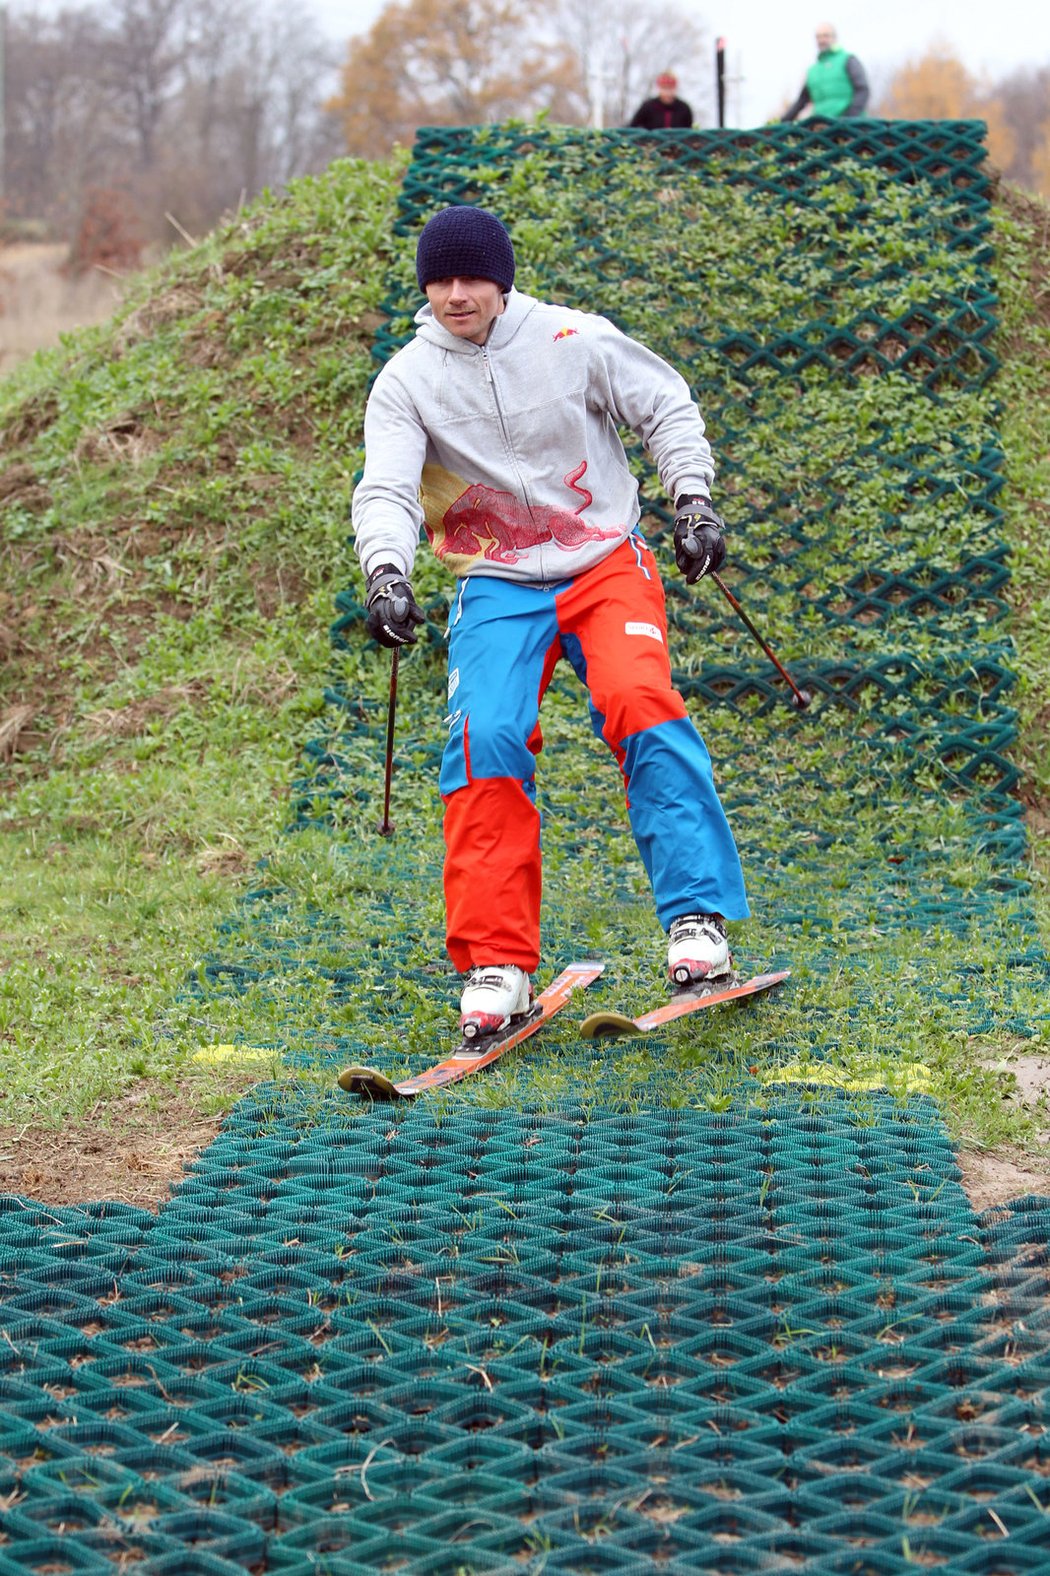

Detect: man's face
815,26,835,52
425,277,505,344
658,85,676,103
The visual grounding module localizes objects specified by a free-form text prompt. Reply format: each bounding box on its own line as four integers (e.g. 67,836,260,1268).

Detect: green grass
1,137,1048,1168
995,187,1050,876
0,837,237,1105
1,153,407,1124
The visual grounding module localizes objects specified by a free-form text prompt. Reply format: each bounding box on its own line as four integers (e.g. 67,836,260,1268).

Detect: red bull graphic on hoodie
421,462,622,573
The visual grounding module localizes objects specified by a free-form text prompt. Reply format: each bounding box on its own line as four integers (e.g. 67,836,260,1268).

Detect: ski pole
377,646,399,836
710,571,812,711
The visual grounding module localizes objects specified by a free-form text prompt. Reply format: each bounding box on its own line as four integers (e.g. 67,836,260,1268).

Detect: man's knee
463,713,537,780
599,684,687,748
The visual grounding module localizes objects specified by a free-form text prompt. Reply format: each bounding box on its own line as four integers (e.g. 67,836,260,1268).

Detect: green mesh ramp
3,121,1050,1571
271,120,1048,1062
1,1099,1049,1572
386,121,997,396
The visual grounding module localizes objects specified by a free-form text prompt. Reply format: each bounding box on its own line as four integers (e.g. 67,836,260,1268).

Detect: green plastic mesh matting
240,119,1046,1062
2,1098,1050,1573
3,122,1050,1572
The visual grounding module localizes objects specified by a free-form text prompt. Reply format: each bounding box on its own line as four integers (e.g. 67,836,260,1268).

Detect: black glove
364,563,425,648
673,496,726,584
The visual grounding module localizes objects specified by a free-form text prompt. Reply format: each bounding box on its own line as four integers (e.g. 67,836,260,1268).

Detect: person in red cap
629,72,694,130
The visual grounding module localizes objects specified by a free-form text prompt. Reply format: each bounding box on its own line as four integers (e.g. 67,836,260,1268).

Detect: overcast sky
312,0,1050,128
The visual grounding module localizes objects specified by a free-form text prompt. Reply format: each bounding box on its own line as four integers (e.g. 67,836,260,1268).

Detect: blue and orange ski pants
439,534,749,973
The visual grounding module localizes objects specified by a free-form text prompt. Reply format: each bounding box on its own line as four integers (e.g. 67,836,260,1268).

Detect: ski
580,969,791,1039
338,959,605,1100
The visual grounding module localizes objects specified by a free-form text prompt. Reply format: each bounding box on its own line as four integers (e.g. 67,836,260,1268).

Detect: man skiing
352,205,749,1041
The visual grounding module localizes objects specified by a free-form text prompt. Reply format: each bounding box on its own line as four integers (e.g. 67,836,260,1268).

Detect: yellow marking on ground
191,1045,280,1065
762,1060,933,1093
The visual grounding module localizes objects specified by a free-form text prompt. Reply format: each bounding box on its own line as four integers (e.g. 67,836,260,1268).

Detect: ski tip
337,1065,403,1100
579,1010,641,1040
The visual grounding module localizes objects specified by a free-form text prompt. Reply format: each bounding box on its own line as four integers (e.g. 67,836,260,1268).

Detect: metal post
716,36,726,128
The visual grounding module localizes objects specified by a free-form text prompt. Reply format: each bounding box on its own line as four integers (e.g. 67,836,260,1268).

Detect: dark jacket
630,96,693,130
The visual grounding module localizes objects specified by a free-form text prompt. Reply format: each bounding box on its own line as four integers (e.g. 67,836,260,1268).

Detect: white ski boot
667,914,732,989
459,965,533,1041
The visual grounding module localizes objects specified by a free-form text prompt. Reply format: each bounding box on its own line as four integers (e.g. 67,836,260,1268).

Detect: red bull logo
553,327,580,341
428,481,621,566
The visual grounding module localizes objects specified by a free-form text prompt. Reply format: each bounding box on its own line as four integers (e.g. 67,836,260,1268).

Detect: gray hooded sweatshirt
352,288,715,586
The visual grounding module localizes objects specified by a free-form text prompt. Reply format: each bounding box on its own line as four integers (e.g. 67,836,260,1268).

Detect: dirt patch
958,1146,1050,1213
74,412,162,469
83,682,207,741
0,1082,248,1212
986,1052,1050,1111
0,390,60,448
1000,186,1050,332
0,460,51,511
114,283,206,348
960,1047,1050,1211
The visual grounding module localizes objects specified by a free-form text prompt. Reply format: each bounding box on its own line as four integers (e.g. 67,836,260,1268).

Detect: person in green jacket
782,23,870,121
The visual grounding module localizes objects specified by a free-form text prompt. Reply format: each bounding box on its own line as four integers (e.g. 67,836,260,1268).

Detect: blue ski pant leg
554,536,749,929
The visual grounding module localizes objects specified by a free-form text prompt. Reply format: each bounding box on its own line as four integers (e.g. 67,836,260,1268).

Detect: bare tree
995,64,1050,195
219,1,340,190
4,5,115,230
97,0,189,169
4,0,342,243
156,0,339,232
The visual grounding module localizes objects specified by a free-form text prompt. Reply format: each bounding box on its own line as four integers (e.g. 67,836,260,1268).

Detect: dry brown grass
0,242,127,372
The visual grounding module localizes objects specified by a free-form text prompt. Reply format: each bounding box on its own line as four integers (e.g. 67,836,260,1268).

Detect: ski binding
338,959,604,1100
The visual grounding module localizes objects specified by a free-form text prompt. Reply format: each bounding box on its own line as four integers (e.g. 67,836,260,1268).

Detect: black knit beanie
415,206,515,293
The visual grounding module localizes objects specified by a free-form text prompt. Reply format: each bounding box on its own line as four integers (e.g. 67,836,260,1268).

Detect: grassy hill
1,140,1049,1204
0,155,407,1164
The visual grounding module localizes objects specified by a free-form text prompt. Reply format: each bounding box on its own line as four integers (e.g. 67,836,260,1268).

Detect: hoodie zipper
480,343,546,580
482,345,532,510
